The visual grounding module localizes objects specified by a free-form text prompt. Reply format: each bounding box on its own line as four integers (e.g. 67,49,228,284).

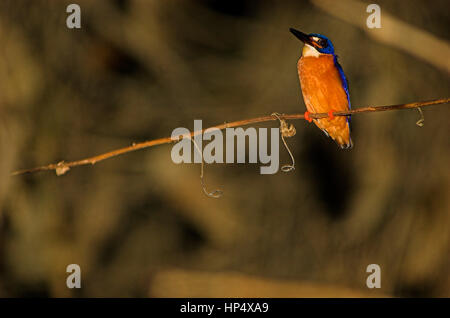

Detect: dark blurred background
0,0,449,297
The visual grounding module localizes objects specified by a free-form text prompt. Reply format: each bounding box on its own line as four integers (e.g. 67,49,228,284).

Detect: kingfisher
290,28,353,149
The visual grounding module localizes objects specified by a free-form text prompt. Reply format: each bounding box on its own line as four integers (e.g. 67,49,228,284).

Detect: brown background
0,0,448,297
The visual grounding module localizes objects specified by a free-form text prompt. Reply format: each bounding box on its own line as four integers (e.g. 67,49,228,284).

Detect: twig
10,98,450,176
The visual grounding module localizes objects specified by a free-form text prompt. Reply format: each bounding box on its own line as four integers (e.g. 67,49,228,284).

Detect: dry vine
11,98,450,177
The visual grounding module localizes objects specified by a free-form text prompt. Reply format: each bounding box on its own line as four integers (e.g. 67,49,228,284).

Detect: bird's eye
317,39,327,48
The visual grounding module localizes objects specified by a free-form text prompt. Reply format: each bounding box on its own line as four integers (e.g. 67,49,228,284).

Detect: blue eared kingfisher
290,28,353,149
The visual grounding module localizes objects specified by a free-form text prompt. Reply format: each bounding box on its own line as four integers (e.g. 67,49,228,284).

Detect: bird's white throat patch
302,44,320,57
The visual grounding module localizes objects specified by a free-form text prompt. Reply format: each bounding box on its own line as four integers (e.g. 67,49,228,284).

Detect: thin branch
11,98,450,176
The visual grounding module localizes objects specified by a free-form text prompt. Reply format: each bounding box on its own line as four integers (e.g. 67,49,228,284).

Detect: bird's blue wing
333,55,351,128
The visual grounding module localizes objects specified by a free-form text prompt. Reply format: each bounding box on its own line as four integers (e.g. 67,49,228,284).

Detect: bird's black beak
289,28,312,45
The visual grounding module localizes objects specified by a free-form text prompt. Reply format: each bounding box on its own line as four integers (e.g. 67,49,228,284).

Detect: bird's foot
304,111,313,123
327,110,337,120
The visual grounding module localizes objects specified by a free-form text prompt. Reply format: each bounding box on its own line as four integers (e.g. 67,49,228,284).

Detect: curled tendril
416,107,425,127
189,137,223,199
272,113,296,173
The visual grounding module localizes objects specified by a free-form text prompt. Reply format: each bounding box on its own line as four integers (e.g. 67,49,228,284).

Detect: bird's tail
339,137,353,150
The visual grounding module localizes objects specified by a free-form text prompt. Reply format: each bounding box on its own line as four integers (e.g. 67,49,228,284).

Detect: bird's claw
304,111,313,123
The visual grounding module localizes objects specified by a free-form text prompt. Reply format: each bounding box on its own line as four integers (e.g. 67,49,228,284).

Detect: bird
290,28,353,149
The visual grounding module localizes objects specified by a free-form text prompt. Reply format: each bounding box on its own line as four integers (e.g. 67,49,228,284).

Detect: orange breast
298,55,352,148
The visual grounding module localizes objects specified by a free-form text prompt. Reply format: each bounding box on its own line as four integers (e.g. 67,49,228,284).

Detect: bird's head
289,28,335,55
